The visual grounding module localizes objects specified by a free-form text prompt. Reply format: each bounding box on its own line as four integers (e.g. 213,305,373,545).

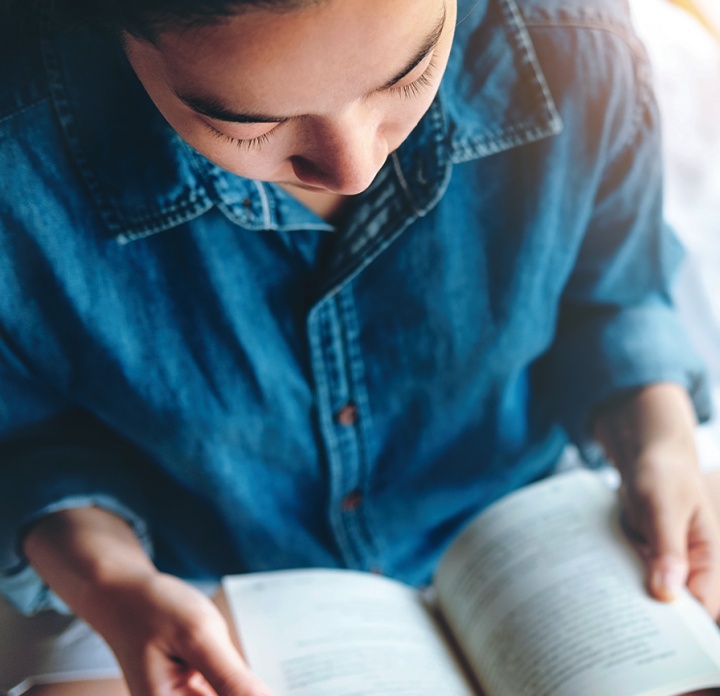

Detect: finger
620,486,690,601
122,647,218,696
125,647,204,696
643,504,690,602
181,627,273,696
649,554,689,603
619,504,650,555
186,670,224,696
686,508,720,618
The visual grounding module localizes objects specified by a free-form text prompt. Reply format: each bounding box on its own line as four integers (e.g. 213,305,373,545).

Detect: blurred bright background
629,0,720,468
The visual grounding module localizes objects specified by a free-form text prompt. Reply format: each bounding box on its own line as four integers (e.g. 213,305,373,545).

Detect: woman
1,0,719,694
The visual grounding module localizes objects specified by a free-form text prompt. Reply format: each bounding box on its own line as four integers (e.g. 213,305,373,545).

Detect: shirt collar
41,0,560,244
442,0,563,163
41,17,291,244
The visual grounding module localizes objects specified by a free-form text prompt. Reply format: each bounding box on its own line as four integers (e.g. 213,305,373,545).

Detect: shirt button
341,489,363,511
335,402,359,426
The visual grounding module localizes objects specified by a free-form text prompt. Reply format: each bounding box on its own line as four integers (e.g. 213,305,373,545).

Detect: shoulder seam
522,17,644,57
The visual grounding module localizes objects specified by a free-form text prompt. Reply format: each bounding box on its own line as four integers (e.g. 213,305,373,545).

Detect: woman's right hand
22,507,273,696
99,571,273,696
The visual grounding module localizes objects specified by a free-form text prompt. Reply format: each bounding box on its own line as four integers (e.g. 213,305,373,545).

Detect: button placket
308,287,383,571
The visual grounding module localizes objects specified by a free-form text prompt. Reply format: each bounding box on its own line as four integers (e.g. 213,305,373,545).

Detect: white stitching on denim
253,180,272,229
0,96,50,126
448,0,563,163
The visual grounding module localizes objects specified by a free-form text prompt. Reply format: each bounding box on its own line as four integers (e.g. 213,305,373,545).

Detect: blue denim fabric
0,0,709,614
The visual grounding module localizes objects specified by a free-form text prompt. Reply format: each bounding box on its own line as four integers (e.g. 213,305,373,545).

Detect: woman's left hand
594,382,720,619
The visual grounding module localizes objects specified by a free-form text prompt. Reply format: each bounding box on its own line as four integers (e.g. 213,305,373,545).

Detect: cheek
192,136,290,179
381,93,439,146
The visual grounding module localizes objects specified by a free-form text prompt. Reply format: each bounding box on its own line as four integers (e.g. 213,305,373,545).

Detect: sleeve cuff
0,495,152,616
550,302,712,446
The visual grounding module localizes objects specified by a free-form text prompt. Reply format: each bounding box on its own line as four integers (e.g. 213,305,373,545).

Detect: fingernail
650,566,685,601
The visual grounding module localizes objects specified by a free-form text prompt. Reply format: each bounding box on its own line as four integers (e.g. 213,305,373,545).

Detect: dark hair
21,0,322,41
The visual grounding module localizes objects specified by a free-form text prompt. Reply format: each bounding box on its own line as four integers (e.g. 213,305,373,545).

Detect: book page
434,470,720,696
223,569,478,696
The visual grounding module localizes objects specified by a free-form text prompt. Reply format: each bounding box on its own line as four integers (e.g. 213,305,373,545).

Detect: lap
0,580,218,696
4,473,720,696
0,596,123,696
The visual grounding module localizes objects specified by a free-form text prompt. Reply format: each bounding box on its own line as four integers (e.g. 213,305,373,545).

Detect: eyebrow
173,4,448,125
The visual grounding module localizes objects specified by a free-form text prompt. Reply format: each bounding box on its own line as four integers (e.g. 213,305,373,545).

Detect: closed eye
203,121,278,150
386,55,439,99
200,53,439,149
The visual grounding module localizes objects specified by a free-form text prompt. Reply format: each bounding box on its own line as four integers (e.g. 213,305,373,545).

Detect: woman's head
85,0,457,196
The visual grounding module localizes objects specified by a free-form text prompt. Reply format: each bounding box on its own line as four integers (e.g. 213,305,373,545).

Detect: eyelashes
388,55,439,99
206,54,439,150
204,123,274,151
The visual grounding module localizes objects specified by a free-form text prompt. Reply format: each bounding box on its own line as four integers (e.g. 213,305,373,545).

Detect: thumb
183,630,274,696
645,509,689,602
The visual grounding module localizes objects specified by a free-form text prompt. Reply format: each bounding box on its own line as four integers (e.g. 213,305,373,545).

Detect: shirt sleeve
0,363,153,615
545,59,711,446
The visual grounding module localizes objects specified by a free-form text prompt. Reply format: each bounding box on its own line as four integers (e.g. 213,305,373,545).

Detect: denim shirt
0,0,708,614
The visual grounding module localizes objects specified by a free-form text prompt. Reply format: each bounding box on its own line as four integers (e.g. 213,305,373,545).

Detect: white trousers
0,596,120,695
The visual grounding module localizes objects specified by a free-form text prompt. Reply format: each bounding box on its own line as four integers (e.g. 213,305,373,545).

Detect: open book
223,470,720,696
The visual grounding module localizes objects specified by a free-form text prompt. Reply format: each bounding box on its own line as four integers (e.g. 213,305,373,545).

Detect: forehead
151,0,448,114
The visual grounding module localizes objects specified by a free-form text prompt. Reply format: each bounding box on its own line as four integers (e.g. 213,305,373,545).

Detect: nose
290,108,387,195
